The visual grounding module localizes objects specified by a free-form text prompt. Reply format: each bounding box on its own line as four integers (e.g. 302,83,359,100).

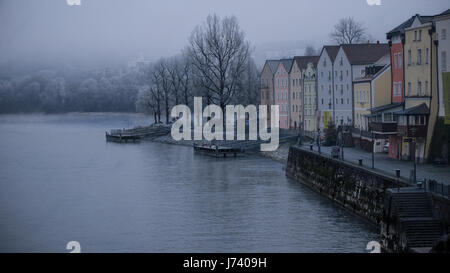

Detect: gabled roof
387,14,434,39
370,102,403,113
320,45,340,62
438,8,450,16
394,103,430,116
279,59,293,73
435,9,450,20
292,56,319,72
341,43,390,65
265,60,280,75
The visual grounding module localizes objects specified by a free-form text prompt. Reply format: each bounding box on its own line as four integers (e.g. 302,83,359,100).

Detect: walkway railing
422,179,450,199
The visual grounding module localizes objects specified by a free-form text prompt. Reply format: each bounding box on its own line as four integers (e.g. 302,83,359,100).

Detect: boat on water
105,132,141,143
193,143,243,158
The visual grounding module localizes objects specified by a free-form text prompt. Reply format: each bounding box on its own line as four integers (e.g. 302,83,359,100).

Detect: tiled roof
280,59,293,73
341,43,390,65
322,45,340,62
438,8,450,16
293,56,319,72
387,14,435,38
370,102,403,113
394,103,430,115
266,60,280,75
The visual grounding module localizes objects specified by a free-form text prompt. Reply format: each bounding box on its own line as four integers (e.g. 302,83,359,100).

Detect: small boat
193,143,243,158
105,132,141,143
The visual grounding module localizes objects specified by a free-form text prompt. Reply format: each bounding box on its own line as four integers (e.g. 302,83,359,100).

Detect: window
417,49,422,65
399,53,402,68
442,28,447,40
425,81,429,96
407,82,411,96
419,30,422,41
442,51,447,72
418,81,422,96
426,48,429,64
414,30,417,41
410,115,426,126
340,57,343,66
341,98,344,104
408,50,412,66
321,98,324,105
394,53,398,69
393,82,397,97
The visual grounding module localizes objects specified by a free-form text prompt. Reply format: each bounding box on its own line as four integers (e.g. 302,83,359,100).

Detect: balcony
369,122,397,134
397,125,427,138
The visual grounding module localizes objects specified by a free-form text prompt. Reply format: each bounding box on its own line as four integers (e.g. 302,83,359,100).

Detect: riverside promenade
300,142,450,187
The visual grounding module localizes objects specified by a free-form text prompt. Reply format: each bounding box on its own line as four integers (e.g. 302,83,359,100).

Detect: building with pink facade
274,59,293,129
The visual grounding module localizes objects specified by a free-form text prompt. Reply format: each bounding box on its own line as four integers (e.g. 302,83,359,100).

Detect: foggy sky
0,0,448,68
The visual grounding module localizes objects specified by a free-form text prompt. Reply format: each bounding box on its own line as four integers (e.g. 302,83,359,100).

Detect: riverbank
148,133,293,163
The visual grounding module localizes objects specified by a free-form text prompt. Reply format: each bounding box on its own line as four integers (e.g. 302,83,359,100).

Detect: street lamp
371,129,375,169
317,128,321,154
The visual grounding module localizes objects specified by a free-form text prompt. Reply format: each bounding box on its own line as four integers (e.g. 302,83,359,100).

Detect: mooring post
396,169,401,192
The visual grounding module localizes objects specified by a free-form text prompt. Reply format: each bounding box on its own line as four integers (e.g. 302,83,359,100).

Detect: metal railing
422,179,450,199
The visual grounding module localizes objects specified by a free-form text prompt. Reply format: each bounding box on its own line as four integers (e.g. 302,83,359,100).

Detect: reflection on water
0,113,378,252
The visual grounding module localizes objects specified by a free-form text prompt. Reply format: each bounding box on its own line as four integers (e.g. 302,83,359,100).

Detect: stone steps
391,192,444,249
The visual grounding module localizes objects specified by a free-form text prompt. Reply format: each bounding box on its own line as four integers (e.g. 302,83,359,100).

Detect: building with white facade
435,9,450,118
317,46,340,130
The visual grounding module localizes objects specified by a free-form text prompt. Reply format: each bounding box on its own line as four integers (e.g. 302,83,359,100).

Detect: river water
0,113,378,252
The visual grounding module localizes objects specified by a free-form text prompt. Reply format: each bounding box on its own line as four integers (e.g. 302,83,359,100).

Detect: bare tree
152,59,172,123
234,57,260,105
177,56,192,107
186,14,250,110
330,17,367,44
136,85,158,123
304,46,318,56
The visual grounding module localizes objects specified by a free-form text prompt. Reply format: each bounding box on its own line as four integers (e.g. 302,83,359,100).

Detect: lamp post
371,129,375,169
413,137,417,185
317,128,321,154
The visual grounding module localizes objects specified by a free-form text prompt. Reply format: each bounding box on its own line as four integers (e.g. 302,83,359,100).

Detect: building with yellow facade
400,14,438,162
352,55,391,152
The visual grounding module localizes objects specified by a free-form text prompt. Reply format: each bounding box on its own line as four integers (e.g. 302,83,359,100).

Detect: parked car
331,146,340,159
383,141,389,153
